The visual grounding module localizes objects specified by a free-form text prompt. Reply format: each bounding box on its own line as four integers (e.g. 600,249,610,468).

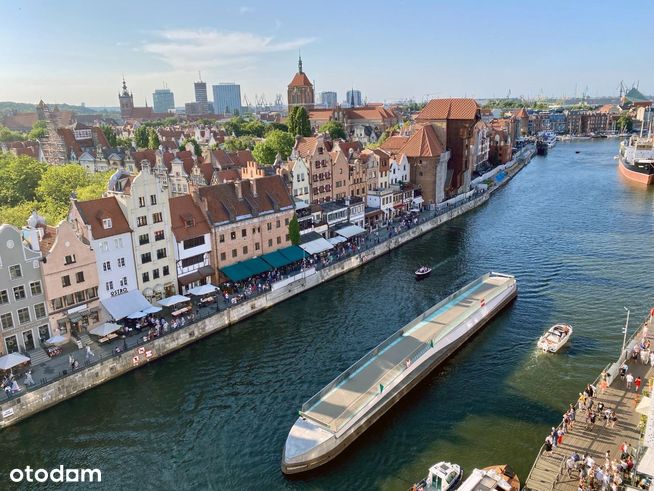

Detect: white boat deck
301,274,514,433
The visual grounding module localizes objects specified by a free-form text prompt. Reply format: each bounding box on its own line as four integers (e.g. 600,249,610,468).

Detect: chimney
251,178,258,198
235,181,242,200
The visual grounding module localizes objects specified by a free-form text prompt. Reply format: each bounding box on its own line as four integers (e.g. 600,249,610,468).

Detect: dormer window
102,218,112,229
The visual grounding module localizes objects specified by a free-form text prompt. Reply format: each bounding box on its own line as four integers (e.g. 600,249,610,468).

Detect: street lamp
622,307,630,356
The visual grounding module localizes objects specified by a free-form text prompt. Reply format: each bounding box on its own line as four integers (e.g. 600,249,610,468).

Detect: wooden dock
524,358,650,491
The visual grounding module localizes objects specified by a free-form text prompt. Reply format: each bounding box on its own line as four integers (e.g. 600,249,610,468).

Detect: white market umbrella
89,322,122,337
158,295,191,307
187,284,218,296
0,353,30,370
45,335,67,346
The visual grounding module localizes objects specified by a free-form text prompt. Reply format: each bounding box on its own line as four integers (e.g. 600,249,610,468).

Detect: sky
1,0,653,108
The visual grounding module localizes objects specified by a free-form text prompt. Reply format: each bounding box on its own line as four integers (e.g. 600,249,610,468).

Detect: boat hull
282,275,517,474
415,270,432,280
618,156,654,185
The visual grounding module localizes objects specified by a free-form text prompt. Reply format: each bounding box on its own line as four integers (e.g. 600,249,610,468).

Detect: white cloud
239,6,254,14
142,29,314,70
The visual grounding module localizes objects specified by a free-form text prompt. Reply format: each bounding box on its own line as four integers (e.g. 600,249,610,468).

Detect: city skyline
1,0,653,107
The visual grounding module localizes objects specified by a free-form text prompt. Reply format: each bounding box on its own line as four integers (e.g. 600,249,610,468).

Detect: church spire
298,50,303,74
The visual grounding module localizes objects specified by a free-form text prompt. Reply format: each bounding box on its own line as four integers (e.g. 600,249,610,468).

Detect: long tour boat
617,135,654,185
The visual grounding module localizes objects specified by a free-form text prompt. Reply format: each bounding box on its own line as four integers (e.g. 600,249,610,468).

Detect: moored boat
415,266,432,280
617,135,654,185
537,323,572,353
410,462,462,491
458,465,519,491
536,140,548,156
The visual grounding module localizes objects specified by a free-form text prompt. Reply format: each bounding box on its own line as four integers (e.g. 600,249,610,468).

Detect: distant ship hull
618,156,654,185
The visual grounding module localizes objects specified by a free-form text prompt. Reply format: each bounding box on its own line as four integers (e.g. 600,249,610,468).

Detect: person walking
24,370,34,386
635,376,642,392
544,435,554,456
626,372,634,389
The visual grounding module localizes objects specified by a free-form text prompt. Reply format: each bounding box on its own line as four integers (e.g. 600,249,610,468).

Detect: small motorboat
537,324,573,353
575,151,580,154
415,266,432,280
410,462,462,491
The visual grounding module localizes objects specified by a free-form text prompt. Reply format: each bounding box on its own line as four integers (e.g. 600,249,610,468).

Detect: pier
525,319,651,491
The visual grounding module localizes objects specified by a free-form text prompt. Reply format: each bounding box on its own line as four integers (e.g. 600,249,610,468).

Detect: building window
100,241,109,252
152,269,160,280
242,246,248,255
64,254,76,265
232,249,237,258
181,255,204,268
75,291,85,304
114,237,124,249
117,257,126,268
9,265,22,280
76,271,85,283
277,237,282,244
241,229,247,238
230,231,236,240
156,248,167,260
142,272,150,283
102,218,112,229
0,313,13,330
162,266,169,276
285,218,290,225
152,212,163,223
139,233,150,245
17,308,30,325
150,195,157,206
29,281,42,296
183,236,205,249
219,234,225,243
119,277,128,287
138,196,146,207
141,252,152,264
220,252,226,261
255,242,260,251
137,216,148,227
268,239,272,247
103,261,111,271
0,290,8,305
105,281,113,291
154,230,165,241
34,303,46,319
267,223,272,231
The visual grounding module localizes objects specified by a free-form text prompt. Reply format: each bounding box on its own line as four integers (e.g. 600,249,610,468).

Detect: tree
288,215,301,245
28,120,47,140
0,201,39,228
180,138,202,157
101,124,117,147
243,119,266,138
115,136,133,149
37,165,89,208
147,128,160,149
286,107,298,136
75,171,113,201
223,135,256,152
617,113,633,133
319,121,346,140
266,122,288,134
253,130,295,165
223,116,246,137
0,125,25,142
134,126,148,148
0,154,47,206
288,106,312,137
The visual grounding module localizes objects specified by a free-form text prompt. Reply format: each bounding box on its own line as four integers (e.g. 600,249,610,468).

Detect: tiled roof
416,98,480,121
380,135,409,154
514,107,529,119
2,112,38,131
214,169,240,183
131,149,157,167
200,162,214,183
199,175,293,225
38,225,57,253
345,106,398,122
294,136,318,158
169,195,211,242
74,196,131,239
288,72,313,88
57,128,82,156
398,124,444,158
308,109,335,121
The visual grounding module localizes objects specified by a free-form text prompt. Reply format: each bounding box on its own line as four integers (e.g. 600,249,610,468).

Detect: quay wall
0,151,533,428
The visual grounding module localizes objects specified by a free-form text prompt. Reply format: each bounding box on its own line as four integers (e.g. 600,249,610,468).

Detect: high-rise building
346,90,362,108
287,54,314,112
152,88,175,114
212,83,242,115
194,81,208,103
319,91,338,108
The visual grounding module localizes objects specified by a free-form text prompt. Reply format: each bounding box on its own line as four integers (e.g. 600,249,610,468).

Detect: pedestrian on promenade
566,456,576,477
551,427,558,448
568,405,576,430
649,351,654,367
589,410,597,429
619,362,628,381
544,435,553,456
609,410,617,429
85,345,95,363
24,370,34,386
68,354,74,369
634,376,642,392
626,372,634,389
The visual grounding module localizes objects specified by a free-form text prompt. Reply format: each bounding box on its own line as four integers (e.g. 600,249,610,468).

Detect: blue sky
1,0,652,107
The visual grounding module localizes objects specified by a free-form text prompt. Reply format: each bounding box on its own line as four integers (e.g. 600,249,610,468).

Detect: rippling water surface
1,140,653,490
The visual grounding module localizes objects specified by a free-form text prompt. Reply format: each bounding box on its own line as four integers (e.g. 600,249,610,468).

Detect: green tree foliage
28,120,47,140
266,122,288,134
134,126,149,148
319,121,346,140
223,135,256,152
37,165,89,208
223,116,246,137
243,119,266,138
180,138,202,157
252,130,294,165
147,128,160,149
617,113,633,133
0,125,25,142
75,171,113,201
223,116,268,138
101,124,118,147
288,106,312,137
0,201,39,228
0,154,47,206
140,117,179,128
115,136,133,149
288,215,301,245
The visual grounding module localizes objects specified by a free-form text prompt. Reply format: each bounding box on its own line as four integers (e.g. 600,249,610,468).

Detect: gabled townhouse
106,165,179,299
169,195,213,294
0,224,49,354
277,157,311,204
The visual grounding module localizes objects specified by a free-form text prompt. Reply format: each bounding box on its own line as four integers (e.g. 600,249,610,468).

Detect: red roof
380,135,409,154
398,125,444,158
169,195,210,242
288,72,313,88
514,107,528,119
73,197,131,239
416,98,480,121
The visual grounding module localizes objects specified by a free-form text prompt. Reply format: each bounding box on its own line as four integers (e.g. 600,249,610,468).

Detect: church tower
118,78,134,118
287,54,314,112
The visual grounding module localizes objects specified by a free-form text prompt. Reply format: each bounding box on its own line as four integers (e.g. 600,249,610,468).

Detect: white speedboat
537,324,572,353
411,462,463,491
415,266,432,280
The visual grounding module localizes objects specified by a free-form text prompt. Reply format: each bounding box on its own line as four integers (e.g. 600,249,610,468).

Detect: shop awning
261,251,291,269
221,257,273,282
178,270,203,286
328,236,347,245
335,224,366,238
187,284,218,296
0,353,30,370
278,245,305,263
300,237,334,255
89,322,122,337
101,290,153,321
637,447,654,477
412,196,424,205
158,294,191,307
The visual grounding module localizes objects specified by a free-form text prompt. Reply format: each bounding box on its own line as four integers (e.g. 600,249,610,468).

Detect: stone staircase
28,348,51,366
77,333,93,349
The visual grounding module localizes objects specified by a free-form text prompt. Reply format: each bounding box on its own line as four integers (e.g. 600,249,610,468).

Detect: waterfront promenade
525,322,651,491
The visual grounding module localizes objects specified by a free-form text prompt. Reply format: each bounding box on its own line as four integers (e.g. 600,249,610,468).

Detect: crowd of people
1,371,29,397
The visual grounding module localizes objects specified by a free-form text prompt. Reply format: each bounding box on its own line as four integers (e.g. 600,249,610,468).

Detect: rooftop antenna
198,71,202,82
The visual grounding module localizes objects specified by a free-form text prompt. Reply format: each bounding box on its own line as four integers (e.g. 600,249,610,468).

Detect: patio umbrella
187,284,218,296
89,322,122,337
142,306,162,314
45,335,67,346
0,353,30,370
127,310,147,319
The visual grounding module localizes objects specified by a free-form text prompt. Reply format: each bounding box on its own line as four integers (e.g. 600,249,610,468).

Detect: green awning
243,257,272,276
261,251,291,269
220,263,251,282
278,245,305,263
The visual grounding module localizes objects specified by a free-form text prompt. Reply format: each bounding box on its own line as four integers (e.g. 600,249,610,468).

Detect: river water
2,140,653,490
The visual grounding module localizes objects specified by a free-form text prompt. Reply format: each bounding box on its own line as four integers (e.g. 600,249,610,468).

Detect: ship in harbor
617,134,654,185
281,272,518,474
